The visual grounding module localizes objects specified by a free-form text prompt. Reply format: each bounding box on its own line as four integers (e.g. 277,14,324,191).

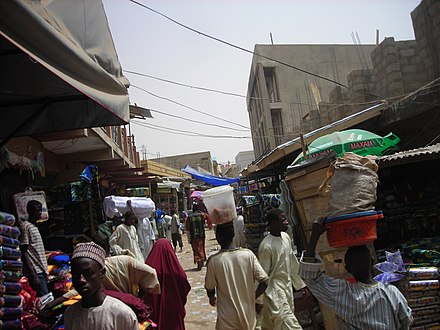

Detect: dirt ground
176,228,219,330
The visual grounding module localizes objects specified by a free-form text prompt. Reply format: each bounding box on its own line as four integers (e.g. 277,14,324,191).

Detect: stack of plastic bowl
324,210,384,247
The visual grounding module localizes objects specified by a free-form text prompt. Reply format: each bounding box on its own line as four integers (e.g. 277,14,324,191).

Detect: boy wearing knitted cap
64,242,139,330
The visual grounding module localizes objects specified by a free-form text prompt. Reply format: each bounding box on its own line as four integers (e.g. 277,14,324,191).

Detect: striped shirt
298,252,412,330
19,221,48,275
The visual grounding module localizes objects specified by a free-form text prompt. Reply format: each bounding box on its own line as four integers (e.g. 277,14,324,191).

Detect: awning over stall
0,0,130,141
182,165,240,186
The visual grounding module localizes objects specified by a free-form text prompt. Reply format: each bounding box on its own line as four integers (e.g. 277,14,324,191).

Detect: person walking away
18,200,49,297
64,242,138,329
109,211,144,263
232,207,246,248
143,239,191,330
137,210,156,260
205,222,268,330
299,218,412,329
163,213,172,241
170,210,183,252
186,203,212,270
258,208,307,330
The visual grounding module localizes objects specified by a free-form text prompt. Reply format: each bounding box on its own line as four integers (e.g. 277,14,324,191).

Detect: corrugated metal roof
379,143,440,163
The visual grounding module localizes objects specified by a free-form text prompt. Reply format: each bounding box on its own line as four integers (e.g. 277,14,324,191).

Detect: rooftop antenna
270,32,274,45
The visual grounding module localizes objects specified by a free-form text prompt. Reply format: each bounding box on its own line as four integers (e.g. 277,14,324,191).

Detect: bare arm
304,218,326,259
255,280,267,299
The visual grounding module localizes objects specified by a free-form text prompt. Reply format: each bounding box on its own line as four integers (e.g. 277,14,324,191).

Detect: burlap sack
318,153,379,217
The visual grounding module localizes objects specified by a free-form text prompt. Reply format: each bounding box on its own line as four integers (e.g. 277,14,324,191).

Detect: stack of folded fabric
0,212,22,329
402,267,440,329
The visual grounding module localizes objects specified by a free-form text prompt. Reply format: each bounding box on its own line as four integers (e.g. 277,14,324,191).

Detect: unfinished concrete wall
411,0,440,80
371,37,406,98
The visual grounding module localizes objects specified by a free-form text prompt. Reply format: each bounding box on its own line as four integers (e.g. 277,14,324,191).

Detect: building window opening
271,109,284,145
264,67,279,103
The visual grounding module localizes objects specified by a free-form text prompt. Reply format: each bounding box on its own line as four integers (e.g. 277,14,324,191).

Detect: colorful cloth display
0,212,15,226
0,260,22,271
0,247,21,260
0,225,20,239
0,237,20,249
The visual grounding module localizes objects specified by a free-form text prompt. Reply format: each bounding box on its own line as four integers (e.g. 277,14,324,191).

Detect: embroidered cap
72,242,106,268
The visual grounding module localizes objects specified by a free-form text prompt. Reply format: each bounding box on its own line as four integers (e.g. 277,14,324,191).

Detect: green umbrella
292,129,400,165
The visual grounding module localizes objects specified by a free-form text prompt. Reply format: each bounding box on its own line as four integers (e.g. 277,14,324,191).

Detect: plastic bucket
203,186,236,225
324,211,383,247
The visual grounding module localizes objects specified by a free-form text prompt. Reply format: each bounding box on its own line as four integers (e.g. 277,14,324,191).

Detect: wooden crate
285,158,332,234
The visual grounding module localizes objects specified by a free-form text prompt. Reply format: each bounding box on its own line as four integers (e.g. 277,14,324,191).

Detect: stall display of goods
0,212,22,328
239,194,281,254
203,186,236,225
395,265,440,329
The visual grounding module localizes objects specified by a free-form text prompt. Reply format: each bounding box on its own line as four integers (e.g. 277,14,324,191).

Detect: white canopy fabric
0,0,130,140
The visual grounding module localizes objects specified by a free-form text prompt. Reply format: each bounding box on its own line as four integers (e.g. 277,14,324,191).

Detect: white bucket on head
203,185,236,225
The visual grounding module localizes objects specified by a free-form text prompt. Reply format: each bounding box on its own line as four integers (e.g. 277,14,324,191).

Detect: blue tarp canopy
182,165,240,186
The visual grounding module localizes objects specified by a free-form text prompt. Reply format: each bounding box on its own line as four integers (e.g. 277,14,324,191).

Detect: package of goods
412,305,440,318
203,186,237,225
0,247,21,260
411,324,440,330
0,296,22,308
0,261,22,272
0,271,22,283
13,191,49,222
0,319,21,329
319,153,378,217
408,295,440,308
0,212,15,226
407,280,440,292
410,249,440,266
0,225,20,239
412,314,440,327
103,196,155,219
0,307,22,320
0,283,22,295
408,290,439,299
0,237,19,249
407,267,440,280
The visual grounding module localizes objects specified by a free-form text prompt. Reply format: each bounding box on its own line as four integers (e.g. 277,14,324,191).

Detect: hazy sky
103,0,420,164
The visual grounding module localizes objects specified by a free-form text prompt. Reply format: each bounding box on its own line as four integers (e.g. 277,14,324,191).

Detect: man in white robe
137,215,155,260
109,211,144,263
258,208,307,330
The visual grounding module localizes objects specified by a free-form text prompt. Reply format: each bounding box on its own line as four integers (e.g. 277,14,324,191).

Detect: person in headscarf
64,242,138,330
143,239,191,330
186,203,212,270
109,211,144,263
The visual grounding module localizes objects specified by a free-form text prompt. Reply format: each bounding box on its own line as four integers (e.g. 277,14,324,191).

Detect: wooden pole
300,133,308,160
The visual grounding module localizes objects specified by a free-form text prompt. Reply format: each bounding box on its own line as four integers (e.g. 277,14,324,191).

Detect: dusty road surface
177,228,219,330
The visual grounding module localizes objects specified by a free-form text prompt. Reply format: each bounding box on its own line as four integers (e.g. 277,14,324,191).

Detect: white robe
137,217,155,260
258,232,306,330
109,224,144,263
64,295,139,330
233,215,246,248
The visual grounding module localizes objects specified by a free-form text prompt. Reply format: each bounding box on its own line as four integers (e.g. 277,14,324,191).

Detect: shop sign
156,187,172,194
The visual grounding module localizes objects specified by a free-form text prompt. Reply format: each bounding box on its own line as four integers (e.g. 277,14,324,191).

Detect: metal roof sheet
379,143,440,163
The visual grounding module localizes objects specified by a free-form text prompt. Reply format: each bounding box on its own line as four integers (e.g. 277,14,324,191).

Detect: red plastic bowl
325,213,384,248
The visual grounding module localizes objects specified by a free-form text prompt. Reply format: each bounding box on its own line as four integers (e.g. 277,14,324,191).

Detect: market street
177,229,218,329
